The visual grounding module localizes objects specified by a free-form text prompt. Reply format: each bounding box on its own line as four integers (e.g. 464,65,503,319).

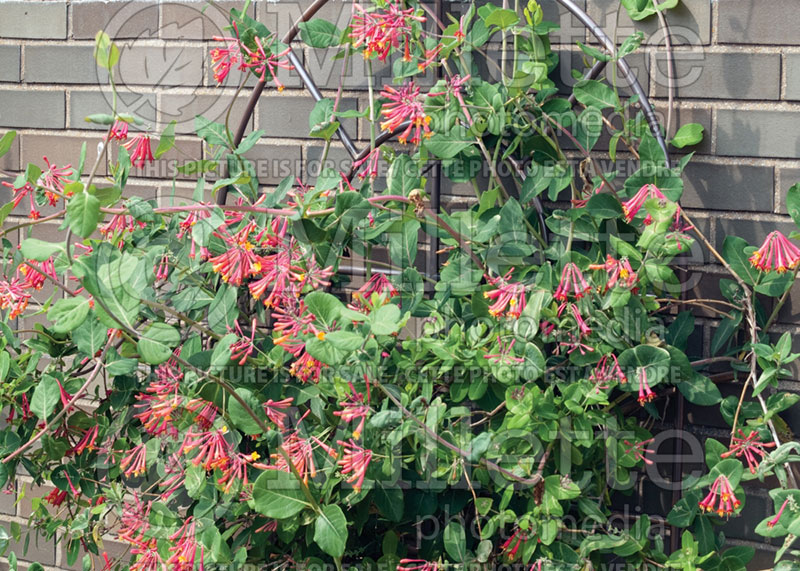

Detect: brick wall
0,0,799,569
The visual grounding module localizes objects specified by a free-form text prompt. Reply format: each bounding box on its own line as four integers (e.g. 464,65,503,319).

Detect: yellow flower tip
509,298,517,306
352,430,361,439
398,137,407,144
250,452,261,461
424,115,431,125
252,262,262,273
278,85,285,92
221,425,228,433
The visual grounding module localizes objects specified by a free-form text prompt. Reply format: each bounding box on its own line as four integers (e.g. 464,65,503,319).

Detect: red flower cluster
749,231,800,273
210,24,293,89
698,474,741,517
380,81,432,144
484,269,527,318
721,429,776,474
350,0,425,61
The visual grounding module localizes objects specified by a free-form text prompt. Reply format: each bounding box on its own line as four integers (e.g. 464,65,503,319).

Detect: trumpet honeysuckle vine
0,0,799,570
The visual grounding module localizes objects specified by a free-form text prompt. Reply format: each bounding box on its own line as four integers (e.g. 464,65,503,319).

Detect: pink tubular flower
554,263,592,302
721,429,776,474
749,231,800,273
1,180,40,219
107,119,129,141
767,498,790,528
637,367,655,405
40,156,73,200
337,439,372,492
417,44,442,71
621,184,666,223
623,438,655,465
333,379,371,439
167,517,203,571
590,254,637,291
0,279,31,319
19,258,56,291
185,398,218,430
484,336,525,365
263,397,294,431
349,272,398,311
120,443,148,477
122,134,154,168
70,425,99,455
484,269,527,318
589,354,627,390
501,527,531,561
154,254,170,282
571,303,591,336
352,147,381,180
209,225,263,286
229,318,257,365
240,37,293,90
181,426,233,471
271,427,336,483
698,474,741,517
350,0,424,62
380,81,432,144
397,560,439,571
100,213,146,240
45,489,68,507
210,27,242,84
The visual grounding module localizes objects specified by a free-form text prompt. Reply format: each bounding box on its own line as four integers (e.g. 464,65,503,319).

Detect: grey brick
0,132,19,172
69,90,157,130
306,145,352,179
257,95,358,139
681,162,773,212
159,93,252,135
257,0,352,42
240,142,303,185
161,1,252,40
72,1,159,40
22,134,101,177
654,52,780,101
778,167,800,214
0,2,67,39
784,54,800,101
0,46,20,83
716,110,800,159
115,46,204,87
0,486,15,516
586,0,711,45
715,218,796,253
24,46,103,85
718,0,800,45
0,91,64,129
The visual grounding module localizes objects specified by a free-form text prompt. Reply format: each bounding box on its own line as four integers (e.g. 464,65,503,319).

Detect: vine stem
0,210,66,239
683,210,798,488
372,379,543,486
3,338,114,464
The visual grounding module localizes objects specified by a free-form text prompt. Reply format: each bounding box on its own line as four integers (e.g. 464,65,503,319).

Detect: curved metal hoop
217,0,671,203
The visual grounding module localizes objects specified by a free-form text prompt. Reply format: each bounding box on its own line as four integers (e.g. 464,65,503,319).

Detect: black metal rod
555,0,670,168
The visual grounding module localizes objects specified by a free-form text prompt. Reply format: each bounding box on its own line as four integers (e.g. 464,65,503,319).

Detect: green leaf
93,31,119,69
621,0,679,20
305,292,344,327
233,129,265,155
20,238,63,261
0,131,15,159
137,322,180,365
573,79,619,110
677,373,722,405
670,123,704,149
786,183,800,228
252,470,310,518
388,154,421,197
314,504,348,558
211,333,236,370
207,285,237,334
228,388,268,435
325,331,363,351
484,7,519,29
389,219,420,269
195,115,229,147
443,521,467,562
154,120,176,159
577,41,611,62
371,304,402,336
424,133,473,159
67,192,101,238
617,345,671,390
298,19,343,48
73,317,106,356
722,235,758,286
30,375,61,420
585,193,622,218
47,297,91,334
